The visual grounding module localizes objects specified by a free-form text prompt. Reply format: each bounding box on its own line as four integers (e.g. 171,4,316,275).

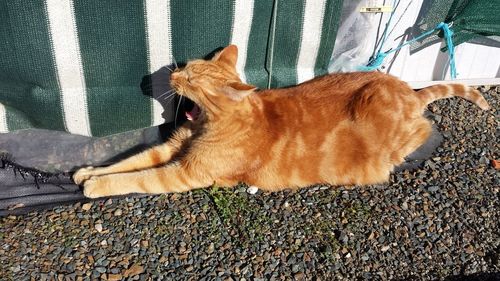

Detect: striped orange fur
74,45,490,198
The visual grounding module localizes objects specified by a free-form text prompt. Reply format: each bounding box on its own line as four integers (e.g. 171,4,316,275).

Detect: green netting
445,0,500,45
415,0,500,50
0,1,343,137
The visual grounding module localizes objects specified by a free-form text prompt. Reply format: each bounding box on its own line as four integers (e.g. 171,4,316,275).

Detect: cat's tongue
185,105,200,121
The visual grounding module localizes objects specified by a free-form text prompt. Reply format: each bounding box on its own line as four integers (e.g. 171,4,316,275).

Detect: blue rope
437,22,457,79
359,21,457,79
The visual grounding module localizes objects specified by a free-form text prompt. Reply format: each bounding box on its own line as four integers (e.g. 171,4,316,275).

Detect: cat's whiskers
163,92,180,106
164,65,174,72
163,93,177,103
157,89,175,100
163,96,176,106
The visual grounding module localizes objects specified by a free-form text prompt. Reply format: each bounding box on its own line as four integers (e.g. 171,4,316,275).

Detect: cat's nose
171,71,187,80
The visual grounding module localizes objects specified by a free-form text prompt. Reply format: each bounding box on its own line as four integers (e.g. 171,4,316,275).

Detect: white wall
330,0,500,87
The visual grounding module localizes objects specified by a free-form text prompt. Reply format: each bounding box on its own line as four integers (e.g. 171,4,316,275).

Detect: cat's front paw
83,177,107,198
73,166,95,185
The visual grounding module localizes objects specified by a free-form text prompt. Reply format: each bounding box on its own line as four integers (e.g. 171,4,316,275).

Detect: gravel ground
1,86,498,280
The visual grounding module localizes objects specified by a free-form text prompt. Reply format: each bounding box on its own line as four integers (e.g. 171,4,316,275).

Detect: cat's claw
73,166,95,185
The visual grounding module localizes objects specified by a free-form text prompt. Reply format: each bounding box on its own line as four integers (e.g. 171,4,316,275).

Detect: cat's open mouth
185,104,201,121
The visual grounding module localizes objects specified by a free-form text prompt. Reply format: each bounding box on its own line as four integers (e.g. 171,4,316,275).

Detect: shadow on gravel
444,272,500,281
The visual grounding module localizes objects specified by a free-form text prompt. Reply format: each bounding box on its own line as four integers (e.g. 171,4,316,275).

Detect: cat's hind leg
74,125,193,184
390,119,432,165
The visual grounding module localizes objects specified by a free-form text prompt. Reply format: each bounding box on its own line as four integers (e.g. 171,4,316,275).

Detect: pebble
95,266,106,273
247,186,259,194
107,274,123,281
294,272,305,280
401,201,408,210
427,186,439,192
81,203,92,211
123,264,144,277
94,223,103,233
10,265,21,273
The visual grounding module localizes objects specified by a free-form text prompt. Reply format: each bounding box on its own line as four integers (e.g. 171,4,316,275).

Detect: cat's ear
222,81,256,101
213,45,238,68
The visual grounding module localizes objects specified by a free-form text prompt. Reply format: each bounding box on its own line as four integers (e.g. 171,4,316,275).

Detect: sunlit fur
74,45,490,198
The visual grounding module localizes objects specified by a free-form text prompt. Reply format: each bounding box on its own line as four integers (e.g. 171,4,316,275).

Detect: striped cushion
0,0,342,137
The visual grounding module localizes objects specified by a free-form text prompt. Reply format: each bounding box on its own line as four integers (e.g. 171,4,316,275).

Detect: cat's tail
417,84,490,110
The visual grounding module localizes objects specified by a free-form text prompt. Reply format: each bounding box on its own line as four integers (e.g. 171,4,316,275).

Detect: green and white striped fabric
0,0,343,137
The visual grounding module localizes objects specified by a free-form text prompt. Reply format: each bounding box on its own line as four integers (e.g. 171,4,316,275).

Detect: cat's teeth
185,105,200,121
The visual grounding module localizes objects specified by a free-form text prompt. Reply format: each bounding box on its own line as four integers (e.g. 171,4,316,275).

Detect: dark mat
0,155,85,216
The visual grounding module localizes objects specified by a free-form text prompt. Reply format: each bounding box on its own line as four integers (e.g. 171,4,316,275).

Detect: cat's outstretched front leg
74,142,175,185
82,163,213,198
74,125,193,184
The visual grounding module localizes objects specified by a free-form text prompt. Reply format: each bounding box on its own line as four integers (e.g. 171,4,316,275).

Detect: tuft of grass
154,223,171,237
303,216,341,263
346,201,371,217
205,185,274,247
158,193,168,202
207,186,238,223
344,201,372,229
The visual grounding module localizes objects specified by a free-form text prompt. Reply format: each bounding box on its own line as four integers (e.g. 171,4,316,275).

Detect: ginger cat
74,45,490,198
